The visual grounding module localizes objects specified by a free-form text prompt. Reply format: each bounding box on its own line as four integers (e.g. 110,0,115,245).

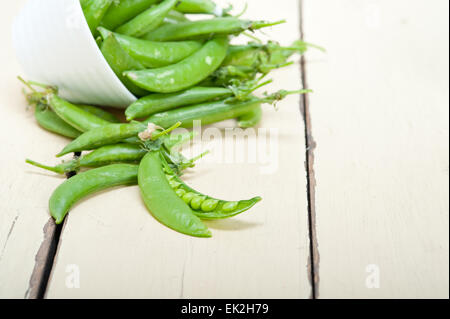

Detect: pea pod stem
26,159,73,174
150,121,182,140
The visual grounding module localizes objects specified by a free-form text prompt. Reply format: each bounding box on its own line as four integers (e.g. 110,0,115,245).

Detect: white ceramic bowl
12,0,137,108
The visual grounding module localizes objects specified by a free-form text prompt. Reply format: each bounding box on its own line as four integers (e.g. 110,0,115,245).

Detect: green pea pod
50,164,139,224
101,0,160,31
146,89,308,128
57,123,145,157
146,97,262,128
98,27,202,68
77,104,120,123
125,37,229,93
175,0,218,14
101,33,149,97
162,158,261,219
80,0,114,35
138,151,212,238
34,104,81,139
45,93,110,132
143,18,284,41
125,87,233,120
238,105,263,128
115,0,178,37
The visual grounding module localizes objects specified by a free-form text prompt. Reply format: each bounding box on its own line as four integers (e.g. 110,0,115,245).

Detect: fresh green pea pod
43,93,111,132
143,18,284,41
146,89,307,128
77,104,120,123
138,151,212,238
146,97,261,128
101,0,160,31
27,143,146,174
34,104,82,139
115,0,178,37
162,156,261,219
238,105,263,128
80,0,114,35
125,37,229,93
175,0,218,14
101,33,149,97
98,27,202,68
57,123,145,157
50,164,139,224
125,87,233,120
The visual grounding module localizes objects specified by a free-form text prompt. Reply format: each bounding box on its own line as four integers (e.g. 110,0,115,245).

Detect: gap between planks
299,0,320,300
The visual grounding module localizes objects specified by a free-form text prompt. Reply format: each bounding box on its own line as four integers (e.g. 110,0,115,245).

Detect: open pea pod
161,156,261,220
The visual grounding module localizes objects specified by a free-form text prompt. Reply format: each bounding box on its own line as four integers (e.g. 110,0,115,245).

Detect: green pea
201,199,219,212
222,202,238,212
190,196,205,210
182,192,196,204
169,179,181,189
176,189,187,198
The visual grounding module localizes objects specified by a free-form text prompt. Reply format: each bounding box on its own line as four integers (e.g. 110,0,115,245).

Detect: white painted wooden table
0,0,448,299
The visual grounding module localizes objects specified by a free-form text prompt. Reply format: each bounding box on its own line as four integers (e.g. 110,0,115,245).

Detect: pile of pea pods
22,0,317,238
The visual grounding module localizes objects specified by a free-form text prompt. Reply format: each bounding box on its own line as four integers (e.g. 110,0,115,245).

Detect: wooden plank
302,0,449,298
45,0,312,299
0,0,72,298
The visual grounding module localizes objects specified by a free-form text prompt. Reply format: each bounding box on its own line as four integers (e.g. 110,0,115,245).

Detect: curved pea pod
175,0,219,14
100,34,149,97
45,93,110,132
138,151,212,238
238,105,263,128
146,97,262,128
143,18,284,42
57,123,145,157
115,0,178,37
125,87,233,120
162,158,261,219
77,105,120,123
50,164,139,224
34,105,81,139
101,0,160,31
125,37,229,93
98,27,202,69
80,0,114,35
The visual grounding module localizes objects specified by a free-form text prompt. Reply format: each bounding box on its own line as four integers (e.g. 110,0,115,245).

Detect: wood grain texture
303,0,449,298
44,0,311,299
0,0,71,298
